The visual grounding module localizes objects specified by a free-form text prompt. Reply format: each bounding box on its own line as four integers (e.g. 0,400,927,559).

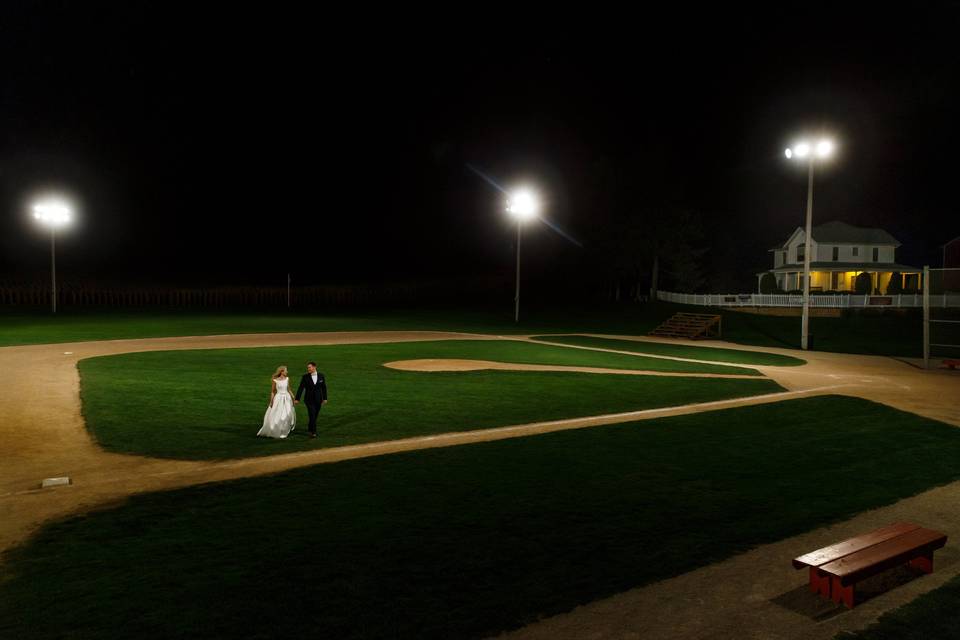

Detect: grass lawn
0,305,669,347
836,573,960,639
3,396,960,639
714,308,923,357
532,334,806,366
78,340,776,459
0,302,925,357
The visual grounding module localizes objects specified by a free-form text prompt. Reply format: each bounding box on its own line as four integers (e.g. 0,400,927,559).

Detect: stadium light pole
505,188,541,323
32,199,73,314
785,138,834,350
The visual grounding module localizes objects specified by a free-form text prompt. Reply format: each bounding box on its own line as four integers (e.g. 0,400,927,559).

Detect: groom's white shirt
311,372,318,384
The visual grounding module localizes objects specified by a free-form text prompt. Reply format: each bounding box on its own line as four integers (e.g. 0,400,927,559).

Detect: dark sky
2,3,959,289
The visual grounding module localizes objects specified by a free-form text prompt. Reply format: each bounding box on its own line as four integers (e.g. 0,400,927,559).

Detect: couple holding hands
256,361,328,439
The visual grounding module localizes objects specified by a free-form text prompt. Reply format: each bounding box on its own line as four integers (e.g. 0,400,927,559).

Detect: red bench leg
831,577,855,608
910,551,934,574
809,567,831,596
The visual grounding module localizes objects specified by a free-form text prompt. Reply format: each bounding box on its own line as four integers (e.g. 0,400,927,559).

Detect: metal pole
801,158,814,350
923,265,930,369
51,227,57,314
514,221,521,323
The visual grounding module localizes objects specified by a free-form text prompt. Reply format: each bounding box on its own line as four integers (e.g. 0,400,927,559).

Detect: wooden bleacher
648,312,722,340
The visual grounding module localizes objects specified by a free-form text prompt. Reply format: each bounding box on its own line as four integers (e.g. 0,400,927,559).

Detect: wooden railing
656,290,960,308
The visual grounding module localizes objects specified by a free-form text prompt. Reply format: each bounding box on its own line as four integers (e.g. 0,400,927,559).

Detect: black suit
295,372,328,434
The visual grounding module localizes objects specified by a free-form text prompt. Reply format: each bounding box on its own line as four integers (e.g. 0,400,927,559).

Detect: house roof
764,262,921,274
813,221,900,245
771,221,901,249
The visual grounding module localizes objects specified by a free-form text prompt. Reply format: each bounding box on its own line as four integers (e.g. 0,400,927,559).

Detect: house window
852,247,859,257
797,245,805,261
831,272,840,289
832,246,839,261
872,247,879,262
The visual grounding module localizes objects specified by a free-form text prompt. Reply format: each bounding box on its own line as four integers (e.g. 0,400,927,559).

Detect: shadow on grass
770,584,847,621
771,565,938,621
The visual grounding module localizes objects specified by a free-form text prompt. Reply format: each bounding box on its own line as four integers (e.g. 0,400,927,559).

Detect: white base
41,477,72,488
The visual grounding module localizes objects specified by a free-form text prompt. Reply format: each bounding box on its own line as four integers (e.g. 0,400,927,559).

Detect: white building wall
773,239,898,267
787,234,817,265
838,245,861,261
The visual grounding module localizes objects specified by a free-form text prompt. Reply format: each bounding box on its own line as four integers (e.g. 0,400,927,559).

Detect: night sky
2,4,959,291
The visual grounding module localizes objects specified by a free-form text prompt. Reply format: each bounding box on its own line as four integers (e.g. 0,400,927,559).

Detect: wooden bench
792,522,947,608
943,359,960,370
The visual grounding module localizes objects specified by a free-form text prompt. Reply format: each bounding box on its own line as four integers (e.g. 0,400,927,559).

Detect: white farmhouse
761,221,922,293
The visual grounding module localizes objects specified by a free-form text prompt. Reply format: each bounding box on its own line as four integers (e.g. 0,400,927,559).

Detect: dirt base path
0,330,812,556
0,332,505,545
498,336,960,640
565,333,960,427
2,330,958,639
383,358,761,378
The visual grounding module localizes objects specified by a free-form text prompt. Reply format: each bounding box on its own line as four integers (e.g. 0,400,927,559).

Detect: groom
294,361,328,438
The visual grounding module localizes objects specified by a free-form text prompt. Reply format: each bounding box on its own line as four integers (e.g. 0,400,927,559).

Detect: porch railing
656,291,960,308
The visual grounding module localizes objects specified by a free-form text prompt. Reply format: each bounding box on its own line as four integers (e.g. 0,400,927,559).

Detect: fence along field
925,267,960,366
0,278,507,308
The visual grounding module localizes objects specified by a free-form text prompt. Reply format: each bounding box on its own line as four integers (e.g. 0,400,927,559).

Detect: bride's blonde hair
273,365,288,379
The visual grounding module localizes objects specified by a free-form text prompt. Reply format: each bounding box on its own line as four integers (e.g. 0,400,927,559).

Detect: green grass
713,308,923,357
532,334,806,366
78,340,776,459
0,305,670,347
0,298,928,361
3,396,960,640
0,302,924,358
836,573,960,639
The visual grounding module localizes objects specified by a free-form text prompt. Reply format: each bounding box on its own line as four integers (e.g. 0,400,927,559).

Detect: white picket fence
657,290,960,308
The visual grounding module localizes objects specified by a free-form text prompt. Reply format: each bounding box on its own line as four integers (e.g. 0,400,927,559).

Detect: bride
257,365,296,438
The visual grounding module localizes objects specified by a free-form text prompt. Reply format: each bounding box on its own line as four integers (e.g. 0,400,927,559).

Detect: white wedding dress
257,377,296,439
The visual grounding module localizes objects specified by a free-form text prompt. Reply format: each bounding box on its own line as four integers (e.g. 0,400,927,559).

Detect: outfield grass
532,334,806,366
0,305,668,347
78,340,776,459
3,396,960,639
715,308,923,357
836,574,960,639
0,303,923,357
0,299,929,364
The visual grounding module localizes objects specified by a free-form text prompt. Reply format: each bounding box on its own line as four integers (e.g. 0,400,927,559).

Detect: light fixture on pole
32,199,73,314
505,187,540,323
784,137,835,350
